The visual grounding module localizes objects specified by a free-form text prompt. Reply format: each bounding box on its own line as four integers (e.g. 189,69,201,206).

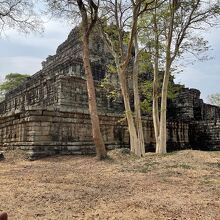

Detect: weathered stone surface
189,120,220,151
0,27,219,159
170,88,220,120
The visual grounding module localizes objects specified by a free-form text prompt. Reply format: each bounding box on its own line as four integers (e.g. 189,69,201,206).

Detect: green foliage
141,80,153,113
0,73,30,101
100,19,130,58
106,64,117,75
100,64,120,101
138,51,153,73
138,0,220,70
141,74,182,113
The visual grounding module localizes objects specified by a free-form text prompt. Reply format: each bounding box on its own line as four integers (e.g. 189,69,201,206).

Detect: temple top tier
0,26,118,115
41,26,111,71
2,27,111,101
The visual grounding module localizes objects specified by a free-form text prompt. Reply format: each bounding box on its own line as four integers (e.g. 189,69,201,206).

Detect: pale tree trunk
118,65,139,155
100,0,146,157
156,1,175,154
157,62,170,153
133,34,145,156
152,33,160,150
152,2,160,152
120,1,144,157
82,35,107,160
114,2,141,156
152,63,160,150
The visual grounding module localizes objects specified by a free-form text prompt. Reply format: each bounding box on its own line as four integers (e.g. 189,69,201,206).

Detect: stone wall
189,120,220,151
58,75,123,114
0,71,59,115
0,109,125,159
0,73,214,159
0,107,190,159
0,62,121,116
172,87,220,120
173,88,201,120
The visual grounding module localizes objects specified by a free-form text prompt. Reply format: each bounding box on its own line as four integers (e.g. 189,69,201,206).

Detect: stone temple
0,27,220,159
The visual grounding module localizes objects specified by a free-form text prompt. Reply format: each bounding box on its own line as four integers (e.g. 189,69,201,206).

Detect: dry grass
0,149,220,220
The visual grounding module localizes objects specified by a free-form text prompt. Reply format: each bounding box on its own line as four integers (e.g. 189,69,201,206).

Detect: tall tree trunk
77,0,107,160
100,0,146,157
82,35,107,160
157,63,170,153
156,0,174,154
152,64,160,149
133,34,145,156
152,2,160,152
118,65,139,155
152,29,160,150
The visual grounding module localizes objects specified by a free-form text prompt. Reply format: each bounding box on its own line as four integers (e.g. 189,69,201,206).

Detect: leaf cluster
0,73,30,98
141,73,182,113
100,64,121,101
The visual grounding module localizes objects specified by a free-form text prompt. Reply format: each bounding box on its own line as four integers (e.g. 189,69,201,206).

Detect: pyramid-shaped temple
0,27,220,159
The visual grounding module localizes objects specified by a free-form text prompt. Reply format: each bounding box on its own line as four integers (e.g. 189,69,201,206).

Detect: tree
141,0,220,153
207,93,220,107
98,0,154,157
0,73,30,100
0,0,42,34
46,0,107,160
77,0,107,160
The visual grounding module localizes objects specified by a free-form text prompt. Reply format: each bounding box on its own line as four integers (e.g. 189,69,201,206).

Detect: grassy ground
0,149,220,220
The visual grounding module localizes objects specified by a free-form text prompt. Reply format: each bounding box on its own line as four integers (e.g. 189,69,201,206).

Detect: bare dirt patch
0,149,220,220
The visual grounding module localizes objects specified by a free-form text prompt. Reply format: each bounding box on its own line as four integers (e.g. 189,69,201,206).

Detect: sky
0,19,72,81
174,27,220,101
0,19,220,102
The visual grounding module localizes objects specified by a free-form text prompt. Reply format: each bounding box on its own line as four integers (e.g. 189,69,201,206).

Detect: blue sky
0,19,219,102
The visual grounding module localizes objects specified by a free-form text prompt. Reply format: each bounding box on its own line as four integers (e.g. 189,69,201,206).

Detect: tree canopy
0,73,30,100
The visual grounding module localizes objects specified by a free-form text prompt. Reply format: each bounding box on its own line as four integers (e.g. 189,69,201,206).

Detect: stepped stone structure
0,27,219,159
